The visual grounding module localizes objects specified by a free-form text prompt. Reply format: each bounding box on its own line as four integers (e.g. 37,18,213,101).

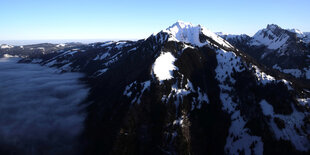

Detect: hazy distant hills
0,42,86,58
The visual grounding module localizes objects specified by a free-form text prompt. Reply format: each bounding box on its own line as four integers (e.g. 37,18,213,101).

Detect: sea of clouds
0,57,89,154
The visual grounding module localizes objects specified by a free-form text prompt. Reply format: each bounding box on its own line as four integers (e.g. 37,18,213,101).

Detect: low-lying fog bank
0,57,89,154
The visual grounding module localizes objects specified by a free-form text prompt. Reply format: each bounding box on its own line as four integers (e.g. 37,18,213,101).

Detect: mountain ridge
1,21,310,155
219,23,310,81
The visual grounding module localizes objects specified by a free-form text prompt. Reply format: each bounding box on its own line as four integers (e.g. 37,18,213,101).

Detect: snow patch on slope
304,67,310,79
215,49,244,113
3,54,18,58
259,99,310,151
214,49,263,155
152,52,177,82
226,111,264,155
273,64,309,79
298,98,310,106
253,65,275,85
123,81,151,104
95,68,108,76
161,77,209,112
283,69,303,78
100,41,114,47
94,52,110,60
215,49,245,84
0,44,14,49
56,43,66,47
259,99,274,116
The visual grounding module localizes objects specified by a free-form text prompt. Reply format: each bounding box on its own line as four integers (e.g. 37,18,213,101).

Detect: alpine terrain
1,21,310,155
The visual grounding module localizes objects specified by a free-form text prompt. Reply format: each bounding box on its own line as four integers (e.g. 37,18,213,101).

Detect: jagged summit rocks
1,21,310,155
162,21,234,50
164,21,205,46
266,24,281,31
251,24,291,50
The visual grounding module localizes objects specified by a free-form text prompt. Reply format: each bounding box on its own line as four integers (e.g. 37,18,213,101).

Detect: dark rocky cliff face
1,22,310,155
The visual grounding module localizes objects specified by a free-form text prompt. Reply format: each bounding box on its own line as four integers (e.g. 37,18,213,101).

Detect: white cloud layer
0,57,89,154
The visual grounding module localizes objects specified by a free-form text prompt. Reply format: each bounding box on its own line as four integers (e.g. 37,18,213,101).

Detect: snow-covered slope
288,29,310,43
0,44,14,49
221,24,310,80
302,33,310,43
216,32,249,41
250,24,290,50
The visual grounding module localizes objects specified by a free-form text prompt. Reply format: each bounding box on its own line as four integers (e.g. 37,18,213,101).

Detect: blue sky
0,0,309,40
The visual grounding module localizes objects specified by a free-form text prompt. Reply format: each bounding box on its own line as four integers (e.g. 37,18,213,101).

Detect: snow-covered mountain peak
168,20,197,30
163,21,233,49
288,28,303,35
250,24,310,50
163,21,203,46
251,24,290,50
288,29,310,42
254,24,284,38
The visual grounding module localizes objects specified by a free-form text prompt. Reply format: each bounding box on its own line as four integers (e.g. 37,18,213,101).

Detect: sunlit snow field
0,57,89,154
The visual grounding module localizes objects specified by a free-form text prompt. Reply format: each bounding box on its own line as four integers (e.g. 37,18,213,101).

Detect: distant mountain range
219,24,310,80
1,21,309,155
